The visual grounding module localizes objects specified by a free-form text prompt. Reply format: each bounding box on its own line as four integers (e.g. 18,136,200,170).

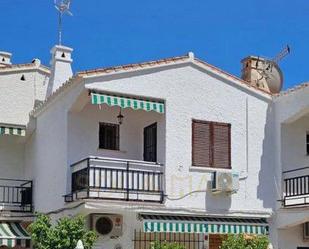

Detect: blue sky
1,0,308,89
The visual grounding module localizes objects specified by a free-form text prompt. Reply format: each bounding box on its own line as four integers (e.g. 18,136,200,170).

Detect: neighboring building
0,43,308,249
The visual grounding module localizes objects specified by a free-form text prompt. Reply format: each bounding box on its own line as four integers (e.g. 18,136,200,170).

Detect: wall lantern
117,108,124,125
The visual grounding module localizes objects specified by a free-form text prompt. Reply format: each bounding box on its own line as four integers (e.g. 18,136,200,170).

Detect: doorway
143,123,157,162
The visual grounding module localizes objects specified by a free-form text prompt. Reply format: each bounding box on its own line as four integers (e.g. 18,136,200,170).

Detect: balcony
0,178,33,212
65,157,165,203
283,167,309,207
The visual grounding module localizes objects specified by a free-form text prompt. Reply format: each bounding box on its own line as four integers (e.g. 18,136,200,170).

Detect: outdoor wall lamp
117,108,124,125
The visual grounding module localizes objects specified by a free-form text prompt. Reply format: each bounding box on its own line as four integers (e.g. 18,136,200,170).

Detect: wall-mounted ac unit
211,171,239,194
303,222,309,240
91,214,123,238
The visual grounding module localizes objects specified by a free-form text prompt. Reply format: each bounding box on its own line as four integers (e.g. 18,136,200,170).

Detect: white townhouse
0,43,308,249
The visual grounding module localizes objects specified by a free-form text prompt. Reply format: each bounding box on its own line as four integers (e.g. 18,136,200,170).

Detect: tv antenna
271,45,291,64
54,0,73,45
254,45,290,93
256,45,291,76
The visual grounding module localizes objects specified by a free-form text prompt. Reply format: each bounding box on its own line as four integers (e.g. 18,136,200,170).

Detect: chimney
241,56,283,94
47,45,73,97
241,56,272,93
0,51,12,67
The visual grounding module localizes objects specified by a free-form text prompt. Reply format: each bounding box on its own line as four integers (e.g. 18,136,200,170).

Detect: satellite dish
260,60,284,94
242,46,290,94
258,45,290,93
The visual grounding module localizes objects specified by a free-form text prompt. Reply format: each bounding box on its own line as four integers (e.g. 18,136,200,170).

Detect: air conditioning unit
91,214,123,238
303,222,309,240
211,171,239,194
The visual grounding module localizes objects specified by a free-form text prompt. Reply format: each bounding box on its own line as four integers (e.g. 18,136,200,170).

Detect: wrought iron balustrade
65,156,164,203
0,178,33,212
283,166,309,207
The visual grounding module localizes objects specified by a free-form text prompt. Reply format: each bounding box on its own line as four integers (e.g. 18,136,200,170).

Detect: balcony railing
283,167,309,207
0,178,33,212
64,156,165,203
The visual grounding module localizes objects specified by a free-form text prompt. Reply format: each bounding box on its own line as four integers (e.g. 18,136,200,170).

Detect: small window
99,123,119,150
307,133,309,155
192,120,231,169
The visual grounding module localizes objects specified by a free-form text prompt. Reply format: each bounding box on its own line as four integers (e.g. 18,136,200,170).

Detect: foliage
150,241,185,249
28,213,97,249
220,234,269,249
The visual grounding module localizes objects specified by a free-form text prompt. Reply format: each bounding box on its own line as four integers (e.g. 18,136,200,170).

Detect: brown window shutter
213,123,231,169
192,120,211,167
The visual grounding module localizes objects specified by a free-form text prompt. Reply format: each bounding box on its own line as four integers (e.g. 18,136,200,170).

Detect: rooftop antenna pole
54,0,73,45
272,45,291,64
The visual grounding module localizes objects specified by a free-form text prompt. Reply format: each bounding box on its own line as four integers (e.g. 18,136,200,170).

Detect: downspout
240,97,249,180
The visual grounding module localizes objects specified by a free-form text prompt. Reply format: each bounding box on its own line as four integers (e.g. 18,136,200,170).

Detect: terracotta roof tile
77,54,271,96
32,53,273,117
0,62,50,74
77,55,189,77
275,82,309,97
193,58,271,96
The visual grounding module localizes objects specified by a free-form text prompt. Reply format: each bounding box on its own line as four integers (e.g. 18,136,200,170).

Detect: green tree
28,214,97,249
220,234,269,249
150,241,185,249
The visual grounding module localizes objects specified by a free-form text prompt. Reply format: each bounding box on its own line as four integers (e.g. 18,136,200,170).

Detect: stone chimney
241,56,283,94
241,56,271,93
0,51,12,67
47,45,73,97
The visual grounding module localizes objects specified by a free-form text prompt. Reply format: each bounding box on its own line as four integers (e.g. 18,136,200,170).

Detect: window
307,133,309,155
192,120,231,169
99,123,119,150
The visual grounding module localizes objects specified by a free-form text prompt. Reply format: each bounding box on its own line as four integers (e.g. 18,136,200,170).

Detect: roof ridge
77,54,190,76
0,62,50,73
193,58,271,96
31,53,273,117
275,81,309,97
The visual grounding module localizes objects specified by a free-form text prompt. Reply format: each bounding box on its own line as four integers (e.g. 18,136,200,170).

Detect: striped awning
141,214,268,235
0,125,26,137
91,93,165,114
0,222,31,248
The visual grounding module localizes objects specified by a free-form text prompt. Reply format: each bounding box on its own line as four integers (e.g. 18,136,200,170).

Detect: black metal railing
65,156,164,203
283,167,309,207
133,230,204,249
0,178,33,212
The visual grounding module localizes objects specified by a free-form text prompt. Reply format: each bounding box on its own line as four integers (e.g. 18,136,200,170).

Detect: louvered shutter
192,121,211,167
213,123,231,169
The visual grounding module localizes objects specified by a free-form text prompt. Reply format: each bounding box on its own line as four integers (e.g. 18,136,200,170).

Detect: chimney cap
0,51,12,57
188,51,195,59
50,45,73,53
0,51,12,66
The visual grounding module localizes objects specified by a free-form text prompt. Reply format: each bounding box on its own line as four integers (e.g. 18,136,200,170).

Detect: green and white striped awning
91,93,165,114
0,125,26,136
0,222,31,248
141,214,268,235
143,221,267,235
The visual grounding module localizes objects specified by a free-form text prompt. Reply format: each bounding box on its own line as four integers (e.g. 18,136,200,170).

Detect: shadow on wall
257,104,278,209
205,180,232,212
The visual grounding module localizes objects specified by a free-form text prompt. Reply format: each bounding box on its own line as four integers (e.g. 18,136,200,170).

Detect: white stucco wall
84,64,275,214
24,82,84,212
278,224,309,249
29,64,276,215
281,116,309,173
0,136,25,179
0,70,49,125
273,89,309,244
68,103,165,165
